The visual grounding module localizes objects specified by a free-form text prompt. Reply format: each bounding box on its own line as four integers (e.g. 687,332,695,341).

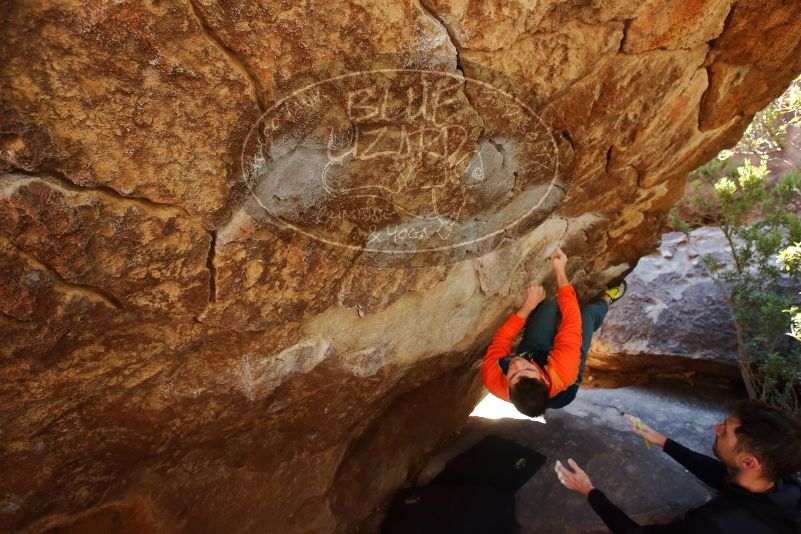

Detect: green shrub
671,75,801,412
674,158,801,412
779,243,801,342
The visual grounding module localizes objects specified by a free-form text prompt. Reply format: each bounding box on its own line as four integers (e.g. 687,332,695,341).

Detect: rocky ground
412,379,741,533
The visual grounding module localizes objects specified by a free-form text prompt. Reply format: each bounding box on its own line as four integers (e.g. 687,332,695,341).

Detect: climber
555,400,801,533
481,246,627,417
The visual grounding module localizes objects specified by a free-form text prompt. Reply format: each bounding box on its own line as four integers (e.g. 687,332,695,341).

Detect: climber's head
507,357,550,417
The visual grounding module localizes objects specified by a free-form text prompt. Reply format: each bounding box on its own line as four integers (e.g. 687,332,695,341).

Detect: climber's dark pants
517,298,609,408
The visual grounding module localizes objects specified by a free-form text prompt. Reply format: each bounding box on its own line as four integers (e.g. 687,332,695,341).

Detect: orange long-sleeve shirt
481,285,583,402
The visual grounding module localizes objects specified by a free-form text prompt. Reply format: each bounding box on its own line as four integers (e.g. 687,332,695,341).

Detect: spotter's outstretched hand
624,414,667,449
555,458,594,496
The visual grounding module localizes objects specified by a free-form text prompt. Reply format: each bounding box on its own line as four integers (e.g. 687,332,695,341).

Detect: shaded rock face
588,227,741,382
1,1,800,532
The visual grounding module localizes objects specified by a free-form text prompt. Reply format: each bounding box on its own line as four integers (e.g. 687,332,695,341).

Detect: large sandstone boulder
2,1,800,532
588,227,741,382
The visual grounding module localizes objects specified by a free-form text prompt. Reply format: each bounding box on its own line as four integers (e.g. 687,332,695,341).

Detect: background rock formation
2,1,801,532
588,227,741,384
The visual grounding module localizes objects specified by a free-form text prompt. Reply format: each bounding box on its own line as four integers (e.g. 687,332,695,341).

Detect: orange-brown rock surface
2,1,801,532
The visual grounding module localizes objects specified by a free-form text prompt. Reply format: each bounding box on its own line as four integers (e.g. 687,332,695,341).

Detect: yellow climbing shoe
604,280,628,304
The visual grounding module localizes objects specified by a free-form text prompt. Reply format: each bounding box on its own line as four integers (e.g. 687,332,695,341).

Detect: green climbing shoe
604,280,627,304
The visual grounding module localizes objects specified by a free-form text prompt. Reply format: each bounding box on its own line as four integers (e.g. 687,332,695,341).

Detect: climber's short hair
509,376,550,418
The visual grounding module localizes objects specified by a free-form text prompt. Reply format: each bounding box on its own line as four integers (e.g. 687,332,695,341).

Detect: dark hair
731,400,801,479
509,376,550,418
